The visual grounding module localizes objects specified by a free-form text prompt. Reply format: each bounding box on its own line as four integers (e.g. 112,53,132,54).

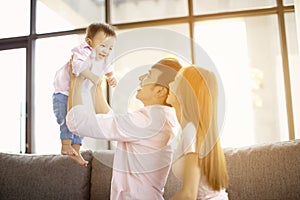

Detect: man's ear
153,85,168,98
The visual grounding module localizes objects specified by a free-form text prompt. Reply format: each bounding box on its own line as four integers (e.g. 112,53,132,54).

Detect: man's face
138,68,163,87
135,68,163,104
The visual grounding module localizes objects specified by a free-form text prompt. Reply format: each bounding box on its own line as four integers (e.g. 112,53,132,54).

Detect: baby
52,22,117,166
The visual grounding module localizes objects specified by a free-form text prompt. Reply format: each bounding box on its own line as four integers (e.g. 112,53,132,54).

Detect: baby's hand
107,76,117,87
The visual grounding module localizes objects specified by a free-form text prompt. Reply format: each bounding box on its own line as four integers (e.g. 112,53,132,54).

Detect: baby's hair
86,22,116,39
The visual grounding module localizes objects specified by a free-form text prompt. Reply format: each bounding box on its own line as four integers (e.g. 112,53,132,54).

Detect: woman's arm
171,153,201,200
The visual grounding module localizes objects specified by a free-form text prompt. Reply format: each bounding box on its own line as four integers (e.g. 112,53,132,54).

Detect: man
66,57,182,200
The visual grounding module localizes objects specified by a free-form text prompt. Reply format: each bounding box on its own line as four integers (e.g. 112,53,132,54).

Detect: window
37,0,105,33
0,49,26,153
110,0,188,23
0,0,298,153
194,15,289,147
35,35,82,154
35,34,109,153
0,1,30,39
193,0,276,15
284,0,294,6
285,12,300,139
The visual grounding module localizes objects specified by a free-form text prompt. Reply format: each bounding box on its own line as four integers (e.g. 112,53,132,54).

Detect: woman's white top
172,122,228,200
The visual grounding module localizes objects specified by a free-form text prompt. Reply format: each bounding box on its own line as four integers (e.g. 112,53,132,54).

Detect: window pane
110,0,188,23
109,26,190,149
193,0,276,15
285,12,300,139
194,15,289,148
37,0,105,34
284,0,294,6
0,1,30,39
112,25,191,112
35,35,108,154
0,49,26,153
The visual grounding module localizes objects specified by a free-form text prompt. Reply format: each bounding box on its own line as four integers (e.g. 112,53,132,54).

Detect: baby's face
89,31,115,60
94,36,115,60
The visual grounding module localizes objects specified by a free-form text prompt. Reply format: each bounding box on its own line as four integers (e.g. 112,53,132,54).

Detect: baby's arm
71,49,100,86
80,68,101,86
106,72,117,87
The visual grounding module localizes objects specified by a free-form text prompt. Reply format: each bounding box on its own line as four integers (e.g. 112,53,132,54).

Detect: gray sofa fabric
225,139,300,200
1,139,300,200
0,151,92,200
90,150,114,200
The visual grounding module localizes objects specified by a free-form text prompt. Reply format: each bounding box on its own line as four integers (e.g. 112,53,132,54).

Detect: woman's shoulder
182,122,196,135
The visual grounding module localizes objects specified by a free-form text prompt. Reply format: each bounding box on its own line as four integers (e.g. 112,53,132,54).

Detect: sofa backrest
90,150,182,200
91,139,300,200
1,139,299,200
224,139,300,200
90,150,114,200
0,151,93,200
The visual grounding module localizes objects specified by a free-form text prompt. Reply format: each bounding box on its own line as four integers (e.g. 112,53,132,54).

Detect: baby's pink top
53,42,112,96
66,105,180,200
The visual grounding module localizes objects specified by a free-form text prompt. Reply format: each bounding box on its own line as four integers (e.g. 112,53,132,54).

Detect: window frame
0,0,296,153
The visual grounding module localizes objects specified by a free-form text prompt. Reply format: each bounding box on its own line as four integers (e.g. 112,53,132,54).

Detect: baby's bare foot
69,153,89,167
61,144,78,156
61,138,77,156
70,144,88,167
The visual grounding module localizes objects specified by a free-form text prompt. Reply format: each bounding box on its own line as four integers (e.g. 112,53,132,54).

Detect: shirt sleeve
71,46,94,76
173,123,197,161
66,105,167,142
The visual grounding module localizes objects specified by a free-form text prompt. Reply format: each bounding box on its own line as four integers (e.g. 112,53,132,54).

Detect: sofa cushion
163,169,182,199
90,150,114,200
0,151,92,200
224,139,300,200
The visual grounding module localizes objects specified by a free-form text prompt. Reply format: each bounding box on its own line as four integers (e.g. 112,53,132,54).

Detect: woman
167,66,228,200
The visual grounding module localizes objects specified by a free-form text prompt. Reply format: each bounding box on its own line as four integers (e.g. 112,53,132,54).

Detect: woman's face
166,80,180,108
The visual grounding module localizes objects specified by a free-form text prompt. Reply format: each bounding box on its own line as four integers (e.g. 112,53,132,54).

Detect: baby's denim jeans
52,93,82,145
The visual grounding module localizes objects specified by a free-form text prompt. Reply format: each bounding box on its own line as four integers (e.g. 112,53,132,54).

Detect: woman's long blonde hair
175,66,228,190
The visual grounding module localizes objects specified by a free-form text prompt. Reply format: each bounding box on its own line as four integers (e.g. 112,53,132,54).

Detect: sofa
1,139,300,200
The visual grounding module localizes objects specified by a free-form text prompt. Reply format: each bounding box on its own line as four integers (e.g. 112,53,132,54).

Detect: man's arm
94,83,111,114
67,100,166,142
67,106,140,142
67,76,137,142
68,76,166,142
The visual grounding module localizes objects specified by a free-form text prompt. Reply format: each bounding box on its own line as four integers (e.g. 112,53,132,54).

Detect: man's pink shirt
66,105,180,200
